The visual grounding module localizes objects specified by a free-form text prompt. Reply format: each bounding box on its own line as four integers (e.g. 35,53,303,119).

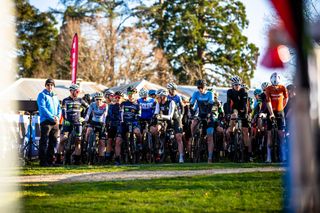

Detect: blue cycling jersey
167,94,183,115
137,97,156,120
85,102,108,124
121,100,141,122
190,90,213,118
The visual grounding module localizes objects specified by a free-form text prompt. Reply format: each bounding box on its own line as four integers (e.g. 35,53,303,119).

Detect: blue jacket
37,89,61,123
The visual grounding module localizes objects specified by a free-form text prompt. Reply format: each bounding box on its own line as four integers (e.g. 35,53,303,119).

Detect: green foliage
21,172,284,212
15,0,58,77
137,0,259,86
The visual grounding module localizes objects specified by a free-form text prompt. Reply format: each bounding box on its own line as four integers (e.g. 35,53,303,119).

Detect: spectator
37,79,61,167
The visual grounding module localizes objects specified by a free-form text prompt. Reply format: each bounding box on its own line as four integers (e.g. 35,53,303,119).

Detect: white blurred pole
0,0,19,212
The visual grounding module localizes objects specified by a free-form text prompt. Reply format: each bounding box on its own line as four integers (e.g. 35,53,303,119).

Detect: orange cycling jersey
265,85,288,112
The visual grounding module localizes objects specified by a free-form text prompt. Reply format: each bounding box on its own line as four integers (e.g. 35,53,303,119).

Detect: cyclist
115,86,142,165
104,89,115,104
265,72,288,163
226,75,251,162
148,89,157,100
150,89,181,162
58,84,88,165
84,92,108,164
167,82,185,163
190,79,214,163
105,91,123,162
211,90,225,159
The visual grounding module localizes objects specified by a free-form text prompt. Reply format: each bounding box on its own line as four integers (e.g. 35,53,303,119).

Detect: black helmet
196,79,206,87
115,91,124,97
45,78,55,86
83,93,92,103
127,86,137,94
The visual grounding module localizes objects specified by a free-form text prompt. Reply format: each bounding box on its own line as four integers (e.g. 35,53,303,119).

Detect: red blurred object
270,0,296,44
261,46,284,68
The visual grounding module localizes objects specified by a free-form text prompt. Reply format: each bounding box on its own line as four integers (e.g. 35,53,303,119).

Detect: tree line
15,0,259,87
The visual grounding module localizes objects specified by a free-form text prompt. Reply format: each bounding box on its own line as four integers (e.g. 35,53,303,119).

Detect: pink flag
71,33,78,84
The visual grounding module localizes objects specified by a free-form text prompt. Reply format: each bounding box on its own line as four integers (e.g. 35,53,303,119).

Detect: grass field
21,172,284,212
20,162,283,176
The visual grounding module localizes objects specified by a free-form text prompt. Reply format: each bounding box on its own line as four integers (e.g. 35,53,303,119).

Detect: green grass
21,172,284,212
20,162,283,176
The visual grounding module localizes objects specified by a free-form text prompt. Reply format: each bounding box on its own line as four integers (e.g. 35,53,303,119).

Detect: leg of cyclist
72,124,82,165
266,117,273,163
207,126,214,163
175,119,184,163
98,130,106,164
276,112,287,162
114,124,123,165
134,127,142,151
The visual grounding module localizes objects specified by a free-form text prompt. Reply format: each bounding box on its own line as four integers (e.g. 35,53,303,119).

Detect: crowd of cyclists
42,72,294,166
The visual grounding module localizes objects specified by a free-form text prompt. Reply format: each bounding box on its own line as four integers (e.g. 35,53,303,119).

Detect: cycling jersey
226,88,248,114
212,100,224,120
106,103,121,124
121,100,141,123
137,97,156,120
167,94,184,116
190,91,213,119
265,85,288,112
62,96,88,123
85,102,108,124
154,100,176,121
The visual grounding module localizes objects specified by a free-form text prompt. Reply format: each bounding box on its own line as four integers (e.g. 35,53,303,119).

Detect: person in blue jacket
37,79,61,166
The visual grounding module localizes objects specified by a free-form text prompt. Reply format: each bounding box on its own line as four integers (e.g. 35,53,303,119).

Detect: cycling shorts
89,121,107,140
61,123,82,138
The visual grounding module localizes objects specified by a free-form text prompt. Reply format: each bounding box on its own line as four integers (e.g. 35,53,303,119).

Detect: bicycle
63,124,78,165
122,122,139,164
254,113,268,162
86,124,103,165
190,117,208,163
140,119,154,163
228,116,244,163
270,117,280,162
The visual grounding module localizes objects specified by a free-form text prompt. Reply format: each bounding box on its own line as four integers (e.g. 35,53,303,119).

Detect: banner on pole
71,33,78,84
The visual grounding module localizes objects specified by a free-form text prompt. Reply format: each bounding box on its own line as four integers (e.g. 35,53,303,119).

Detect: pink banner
71,33,78,84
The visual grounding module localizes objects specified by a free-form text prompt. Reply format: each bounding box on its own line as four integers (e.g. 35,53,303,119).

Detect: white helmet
261,82,270,90
69,84,79,91
270,72,281,86
230,75,242,86
167,82,177,90
156,89,168,97
139,88,148,98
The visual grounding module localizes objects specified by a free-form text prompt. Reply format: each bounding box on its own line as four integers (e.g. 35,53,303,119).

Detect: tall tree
15,0,58,78
137,0,259,86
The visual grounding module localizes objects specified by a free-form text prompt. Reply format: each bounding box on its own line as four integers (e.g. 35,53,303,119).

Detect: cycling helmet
95,92,104,100
230,75,242,86
241,84,249,90
270,72,281,86
167,82,177,90
254,89,263,96
139,88,148,98
114,91,124,97
156,89,168,97
69,84,79,91
45,78,55,86
261,82,270,90
148,89,156,96
196,79,206,87
104,89,114,96
127,86,137,94
83,93,92,103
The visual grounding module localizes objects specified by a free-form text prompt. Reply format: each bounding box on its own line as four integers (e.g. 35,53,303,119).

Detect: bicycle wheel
87,131,97,165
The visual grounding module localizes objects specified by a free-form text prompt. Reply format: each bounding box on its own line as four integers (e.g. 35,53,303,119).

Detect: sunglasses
233,84,240,86
197,87,204,89
71,90,80,93
95,99,102,101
